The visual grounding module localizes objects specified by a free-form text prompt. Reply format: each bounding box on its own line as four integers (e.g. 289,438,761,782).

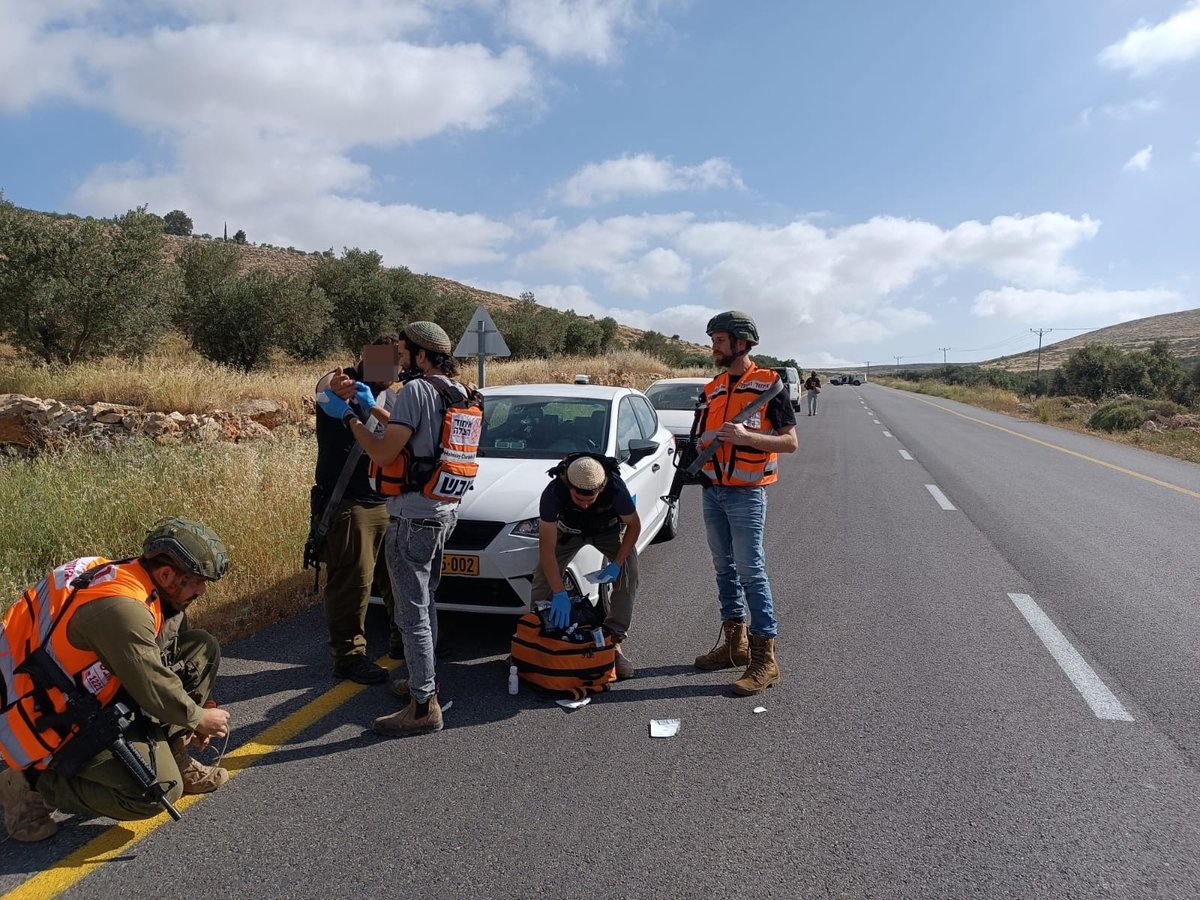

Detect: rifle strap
685,377,784,478
316,390,389,529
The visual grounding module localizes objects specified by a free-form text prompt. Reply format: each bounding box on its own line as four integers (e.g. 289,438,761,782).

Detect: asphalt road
3,383,1199,899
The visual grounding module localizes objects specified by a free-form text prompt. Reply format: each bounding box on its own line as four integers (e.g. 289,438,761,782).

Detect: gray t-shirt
386,376,464,521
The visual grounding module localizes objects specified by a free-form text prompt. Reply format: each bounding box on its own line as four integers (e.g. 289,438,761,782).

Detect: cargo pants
33,627,220,821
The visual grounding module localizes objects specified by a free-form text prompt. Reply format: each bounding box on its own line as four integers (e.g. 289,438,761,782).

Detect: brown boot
694,620,750,671
0,768,58,842
373,695,443,738
170,736,230,794
732,635,780,696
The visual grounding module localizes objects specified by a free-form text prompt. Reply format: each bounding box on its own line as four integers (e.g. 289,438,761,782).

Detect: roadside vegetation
877,341,1200,465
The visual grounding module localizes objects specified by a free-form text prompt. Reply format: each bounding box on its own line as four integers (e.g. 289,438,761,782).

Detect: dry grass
0,342,714,637
0,339,708,414
879,378,1200,464
0,435,317,640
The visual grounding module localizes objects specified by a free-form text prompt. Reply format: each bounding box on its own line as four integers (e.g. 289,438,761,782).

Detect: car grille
445,520,505,551
435,576,527,610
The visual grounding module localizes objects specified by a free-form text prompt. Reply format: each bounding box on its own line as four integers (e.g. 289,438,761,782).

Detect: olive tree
0,201,176,364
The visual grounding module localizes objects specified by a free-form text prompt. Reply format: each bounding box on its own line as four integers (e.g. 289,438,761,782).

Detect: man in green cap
0,518,233,842
326,321,481,738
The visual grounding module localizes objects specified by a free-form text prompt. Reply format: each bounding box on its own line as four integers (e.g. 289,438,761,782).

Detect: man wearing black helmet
328,321,477,738
0,518,232,842
692,310,797,695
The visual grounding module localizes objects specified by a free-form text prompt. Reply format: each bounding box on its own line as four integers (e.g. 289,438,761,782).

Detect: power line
1031,328,1053,380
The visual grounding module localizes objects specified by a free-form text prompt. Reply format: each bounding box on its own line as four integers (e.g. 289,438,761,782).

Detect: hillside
985,307,1200,372
162,234,710,356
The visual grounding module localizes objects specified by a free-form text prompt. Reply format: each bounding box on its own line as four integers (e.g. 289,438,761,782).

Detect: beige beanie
566,457,606,491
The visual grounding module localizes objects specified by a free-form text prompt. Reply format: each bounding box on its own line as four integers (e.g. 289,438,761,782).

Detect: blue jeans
385,514,456,702
806,390,818,414
702,485,778,638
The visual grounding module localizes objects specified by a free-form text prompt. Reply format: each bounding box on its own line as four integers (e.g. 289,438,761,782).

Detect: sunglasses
568,484,599,497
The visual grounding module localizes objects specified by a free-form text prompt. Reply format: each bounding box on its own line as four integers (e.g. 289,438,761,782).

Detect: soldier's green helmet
705,310,759,345
142,517,229,582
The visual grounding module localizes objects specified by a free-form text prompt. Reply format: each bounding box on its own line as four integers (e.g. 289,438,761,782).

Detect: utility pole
894,355,902,369
863,361,871,378
939,347,951,365
1030,328,1053,381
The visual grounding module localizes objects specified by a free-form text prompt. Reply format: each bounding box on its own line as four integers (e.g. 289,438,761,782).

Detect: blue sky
2,1,1199,367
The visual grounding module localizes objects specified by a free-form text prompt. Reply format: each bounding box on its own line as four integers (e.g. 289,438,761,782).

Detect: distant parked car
432,383,681,616
645,377,707,442
849,374,866,386
770,367,801,410
828,374,844,385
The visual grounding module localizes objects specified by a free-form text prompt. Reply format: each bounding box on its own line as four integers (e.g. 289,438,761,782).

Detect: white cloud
1124,144,1153,171
514,210,1104,355
604,247,691,297
1193,139,1200,162
484,280,605,316
503,0,641,63
941,213,1100,287
517,213,693,271
971,287,1185,322
1098,2,1200,77
557,153,743,206
1078,97,1161,127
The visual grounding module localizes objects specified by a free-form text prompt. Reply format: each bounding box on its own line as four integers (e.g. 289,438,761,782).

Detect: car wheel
651,497,680,544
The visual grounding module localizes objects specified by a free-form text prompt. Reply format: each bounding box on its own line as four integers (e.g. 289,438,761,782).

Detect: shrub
1089,399,1148,432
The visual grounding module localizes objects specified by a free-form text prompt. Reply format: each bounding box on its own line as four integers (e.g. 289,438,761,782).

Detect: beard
713,351,735,369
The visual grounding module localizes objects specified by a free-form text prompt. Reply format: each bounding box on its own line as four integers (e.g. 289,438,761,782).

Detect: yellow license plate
441,553,479,576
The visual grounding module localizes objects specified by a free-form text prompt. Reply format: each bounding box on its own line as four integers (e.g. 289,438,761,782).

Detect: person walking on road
533,453,641,679
311,334,405,685
325,321,481,738
0,519,233,842
692,311,798,695
803,371,821,416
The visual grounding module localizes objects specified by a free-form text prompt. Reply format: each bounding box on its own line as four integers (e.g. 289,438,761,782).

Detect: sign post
454,305,510,387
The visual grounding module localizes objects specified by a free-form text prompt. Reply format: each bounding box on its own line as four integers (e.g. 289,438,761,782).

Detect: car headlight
511,517,540,538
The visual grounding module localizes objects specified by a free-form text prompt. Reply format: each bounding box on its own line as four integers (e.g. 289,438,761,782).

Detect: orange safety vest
369,375,483,502
0,557,163,771
695,363,783,487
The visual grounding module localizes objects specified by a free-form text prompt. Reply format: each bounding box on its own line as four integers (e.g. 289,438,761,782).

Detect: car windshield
645,382,703,411
478,395,609,458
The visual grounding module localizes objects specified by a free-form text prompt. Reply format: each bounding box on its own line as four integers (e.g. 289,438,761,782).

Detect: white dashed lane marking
1007,593,1133,721
882,430,893,438
898,449,912,460
924,484,956,510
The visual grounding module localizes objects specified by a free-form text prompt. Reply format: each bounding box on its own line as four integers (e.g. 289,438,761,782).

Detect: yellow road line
4,657,400,900
898,392,1200,501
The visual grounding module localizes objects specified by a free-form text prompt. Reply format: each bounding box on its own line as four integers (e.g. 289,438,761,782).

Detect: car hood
656,409,696,436
459,457,554,523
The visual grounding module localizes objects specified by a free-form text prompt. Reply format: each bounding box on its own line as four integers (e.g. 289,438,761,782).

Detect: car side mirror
625,438,659,466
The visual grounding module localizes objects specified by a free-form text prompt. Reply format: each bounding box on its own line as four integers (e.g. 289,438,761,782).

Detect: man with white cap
531,453,640,678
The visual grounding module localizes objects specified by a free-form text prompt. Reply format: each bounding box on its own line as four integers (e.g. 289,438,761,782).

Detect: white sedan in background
433,383,681,615
644,377,707,452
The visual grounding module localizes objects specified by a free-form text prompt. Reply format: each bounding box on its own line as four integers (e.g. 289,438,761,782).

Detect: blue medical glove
549,591,571,629
317,388,350,420
595,562,621,585
353,381,376,412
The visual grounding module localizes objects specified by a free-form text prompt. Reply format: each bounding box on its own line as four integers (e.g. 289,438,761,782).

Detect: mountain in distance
983,308,1200,372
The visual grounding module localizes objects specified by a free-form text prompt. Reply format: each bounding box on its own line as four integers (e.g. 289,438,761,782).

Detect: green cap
404,321,453,355
143,517,229,582
705,310,759,344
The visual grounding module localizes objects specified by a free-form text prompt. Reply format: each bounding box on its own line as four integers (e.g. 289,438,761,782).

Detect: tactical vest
369,375,483,502
0,557,163,771
695,363,782,487
545,453,625,535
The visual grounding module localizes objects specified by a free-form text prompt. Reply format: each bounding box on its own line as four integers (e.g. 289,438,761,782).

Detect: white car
644,377,708,449
433,383,681,615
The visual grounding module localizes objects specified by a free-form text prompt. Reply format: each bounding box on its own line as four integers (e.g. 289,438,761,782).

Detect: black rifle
664,378,785,503
17,648,182,821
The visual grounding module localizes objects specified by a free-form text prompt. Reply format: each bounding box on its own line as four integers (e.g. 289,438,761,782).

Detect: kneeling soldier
0,518,233,841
